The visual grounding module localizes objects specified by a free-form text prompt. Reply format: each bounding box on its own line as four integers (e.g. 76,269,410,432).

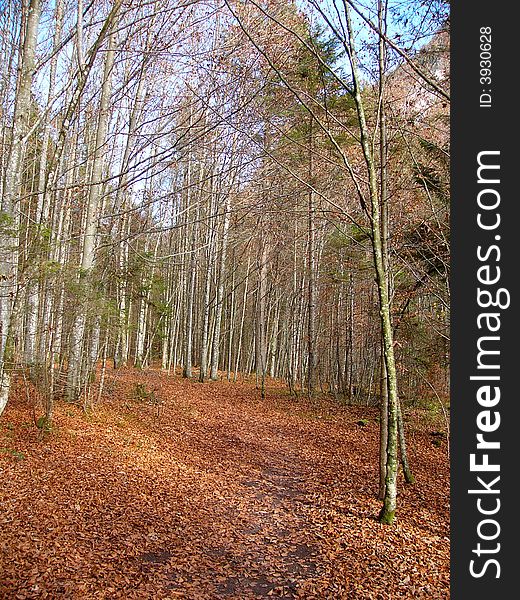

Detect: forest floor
0,368,449,599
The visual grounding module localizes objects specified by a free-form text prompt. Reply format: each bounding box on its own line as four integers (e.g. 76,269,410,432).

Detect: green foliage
0,211,17,238
132,383,157,404
36,416,53,434
0,447,25,461
0,211,14,228
42,260,62,275
379,507,396,525
326,228,350,250
25,223,53,251
327,224,370,250
349,223,371,243
392,267,416,290
293,24,343,93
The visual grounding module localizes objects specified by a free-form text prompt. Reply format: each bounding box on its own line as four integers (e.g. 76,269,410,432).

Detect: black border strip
451,2,516,597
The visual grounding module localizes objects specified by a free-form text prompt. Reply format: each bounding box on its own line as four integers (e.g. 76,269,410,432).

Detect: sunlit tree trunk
24,0,64,369
67,25,116,401
233,256,250,382
256,233,268,398
182,139,198,378
344,3,399,524
210,193,231,380
307,118,316,397
199,170,217,383
0,0,41,416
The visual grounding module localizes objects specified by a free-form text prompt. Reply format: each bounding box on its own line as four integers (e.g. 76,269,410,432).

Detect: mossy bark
378,350,389,500
0,0,41,416
344,3,399,525
378,507,396,525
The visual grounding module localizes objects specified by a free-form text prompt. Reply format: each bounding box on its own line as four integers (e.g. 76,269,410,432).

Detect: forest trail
1,369,449,599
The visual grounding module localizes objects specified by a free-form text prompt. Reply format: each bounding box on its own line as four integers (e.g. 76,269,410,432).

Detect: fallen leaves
0,369,449,598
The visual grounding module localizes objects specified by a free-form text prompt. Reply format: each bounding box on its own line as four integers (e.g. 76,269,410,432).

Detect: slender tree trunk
307,118,316,398
344,4,399,524
234,256,250,381
66,24,116,401
226,249,236,380
210,193,231,380
0,0,41,416
135,269,149,369
377,0,413,493
183,226,196,377
378,1,390,498
24,0,64,369
378,349,389,499
199,174,217,383
256,235,268,398
397,398,414,483
114,208,130,368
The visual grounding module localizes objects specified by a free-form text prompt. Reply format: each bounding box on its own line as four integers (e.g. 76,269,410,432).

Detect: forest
0,0,450,597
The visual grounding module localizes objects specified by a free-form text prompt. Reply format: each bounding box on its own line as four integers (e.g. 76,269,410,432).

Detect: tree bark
66,24,117,401
344,3,399,524
0,0,41,416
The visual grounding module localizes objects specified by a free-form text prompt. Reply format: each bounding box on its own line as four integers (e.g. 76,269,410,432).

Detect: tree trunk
234,256,250,381
66,24,116,401
0,0,41,416
307,118,317,398
344,4,399,524
210,193,231,380
256,235,268,398
24,0,64,369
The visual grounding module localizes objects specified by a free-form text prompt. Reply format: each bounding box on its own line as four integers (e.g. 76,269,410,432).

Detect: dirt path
198,447,318,597
0,370,450,599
